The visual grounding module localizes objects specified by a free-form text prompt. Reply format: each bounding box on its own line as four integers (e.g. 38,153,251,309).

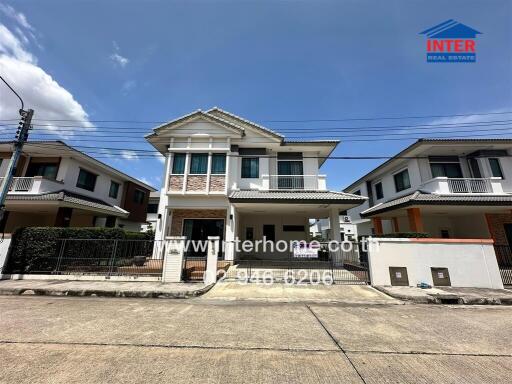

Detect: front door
182,219,224,257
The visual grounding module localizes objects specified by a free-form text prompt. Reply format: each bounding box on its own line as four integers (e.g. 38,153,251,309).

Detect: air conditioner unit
342,216,351,223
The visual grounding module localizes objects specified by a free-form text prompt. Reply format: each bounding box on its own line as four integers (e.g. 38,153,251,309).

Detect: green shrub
5,227,154,274
373,232,430,238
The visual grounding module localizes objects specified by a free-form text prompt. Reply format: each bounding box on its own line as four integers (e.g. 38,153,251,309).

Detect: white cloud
0,4,34,31
0,10,93,135
110,41,129,67
120,150,139,160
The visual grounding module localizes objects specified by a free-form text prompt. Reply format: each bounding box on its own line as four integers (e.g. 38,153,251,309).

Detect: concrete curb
374,286,512,305
0,283,215,299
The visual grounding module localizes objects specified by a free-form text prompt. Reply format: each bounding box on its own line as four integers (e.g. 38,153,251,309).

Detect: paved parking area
1,296,512,383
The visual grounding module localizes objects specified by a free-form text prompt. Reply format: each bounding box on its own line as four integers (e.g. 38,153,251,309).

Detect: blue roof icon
420,20,482,38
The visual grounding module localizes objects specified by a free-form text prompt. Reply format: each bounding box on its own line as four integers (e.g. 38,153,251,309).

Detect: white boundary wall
368,238,503,289
0,236,11,274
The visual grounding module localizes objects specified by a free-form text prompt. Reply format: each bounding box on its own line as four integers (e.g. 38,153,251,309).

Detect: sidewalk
375,286,512,305
0,280,212,299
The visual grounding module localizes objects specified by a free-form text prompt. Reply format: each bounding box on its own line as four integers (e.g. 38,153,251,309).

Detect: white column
204,236,220,285
224,203,237,261
206,152,212,194
182,153,190,194
329,207,342,265
162,236,186,282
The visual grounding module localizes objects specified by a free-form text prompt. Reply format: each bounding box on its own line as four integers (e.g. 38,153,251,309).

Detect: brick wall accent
209,175,226,192
186,175,207,192
485,213,512,245
169,175,184,191
170,209,227,236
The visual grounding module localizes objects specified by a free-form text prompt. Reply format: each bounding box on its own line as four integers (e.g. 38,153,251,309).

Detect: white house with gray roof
343,139,512,245
0,141,156,233
146,107,366,266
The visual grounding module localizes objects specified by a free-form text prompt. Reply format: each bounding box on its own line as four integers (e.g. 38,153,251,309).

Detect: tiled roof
360,191,512,217
229,190,367,203
7,190,129,217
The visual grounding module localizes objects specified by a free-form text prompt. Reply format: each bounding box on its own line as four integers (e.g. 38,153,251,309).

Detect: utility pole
0,108,34,222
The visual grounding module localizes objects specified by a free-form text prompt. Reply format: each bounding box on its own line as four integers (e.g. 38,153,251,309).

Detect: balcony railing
420,177,504,194
0,177,35,192
267,175,326,190
0,176,63,194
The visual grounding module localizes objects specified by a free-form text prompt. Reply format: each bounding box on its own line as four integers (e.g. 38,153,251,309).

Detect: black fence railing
7,239,161,276
495,244,512,285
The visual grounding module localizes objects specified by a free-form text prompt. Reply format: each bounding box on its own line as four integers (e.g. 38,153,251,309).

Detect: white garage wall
368,238,503,289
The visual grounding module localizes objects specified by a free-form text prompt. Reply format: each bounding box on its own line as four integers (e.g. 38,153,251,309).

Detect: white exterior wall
368,238,503,289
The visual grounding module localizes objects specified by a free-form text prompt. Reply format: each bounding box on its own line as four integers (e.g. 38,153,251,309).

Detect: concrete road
1,296,511,383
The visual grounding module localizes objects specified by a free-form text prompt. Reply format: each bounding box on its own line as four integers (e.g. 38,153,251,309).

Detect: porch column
372,217,383,235
55,207,72,227
392,217,400,233
224,203,237,261
329,207,342,243
407,207,424,233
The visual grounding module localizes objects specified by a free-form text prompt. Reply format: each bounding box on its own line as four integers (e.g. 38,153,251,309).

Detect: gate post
162,236,186,283
204,236,220,285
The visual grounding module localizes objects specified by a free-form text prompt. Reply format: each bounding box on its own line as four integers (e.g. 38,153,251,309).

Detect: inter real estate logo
420,19,482,63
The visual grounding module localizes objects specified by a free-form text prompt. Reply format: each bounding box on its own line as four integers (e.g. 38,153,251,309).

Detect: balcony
420,177,505,194
264,175,327,190
0,176,64,194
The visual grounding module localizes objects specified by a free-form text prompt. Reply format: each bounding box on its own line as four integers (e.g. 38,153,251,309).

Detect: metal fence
9,238,161,276
223,241,370,284
495,244,512,286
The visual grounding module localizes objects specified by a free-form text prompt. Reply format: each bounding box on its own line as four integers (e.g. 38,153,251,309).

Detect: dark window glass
76,169,97,191
172,153,186,174
263,224,275,242
277,161,303,175
26,162,58,179
241,158,259,178
190,153,208,174
283,225,305,232
353,190,361,196
109,181,120,198
246,227,254,241
211,154,226,174
430,163,463,178
489,158,504,178
147,203,158,214
375,182,384,200
393,169,411,192
133,189,145,204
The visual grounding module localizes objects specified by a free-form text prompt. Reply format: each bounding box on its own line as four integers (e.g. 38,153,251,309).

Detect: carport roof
360,191,512,217
229,190,366,204
6,190,129,217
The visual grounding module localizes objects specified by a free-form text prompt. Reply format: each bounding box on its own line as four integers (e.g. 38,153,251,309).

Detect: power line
0,109,511,124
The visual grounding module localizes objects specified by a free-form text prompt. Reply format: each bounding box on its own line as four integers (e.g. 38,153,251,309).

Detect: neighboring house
142,191,160,232
0,141,156,233
343,139,512,243
146,108,366,260
310,216,358,241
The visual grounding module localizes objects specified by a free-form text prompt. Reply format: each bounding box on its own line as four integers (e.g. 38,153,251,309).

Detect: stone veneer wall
209,176,226,192
169,175,184,191
485,213,512,245
186,175,207,191
169,209,227,236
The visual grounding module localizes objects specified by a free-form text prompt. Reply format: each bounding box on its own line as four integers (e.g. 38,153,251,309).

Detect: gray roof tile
229,190,366,203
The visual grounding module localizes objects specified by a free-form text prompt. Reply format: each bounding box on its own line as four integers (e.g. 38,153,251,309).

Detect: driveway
1,296,512,383
201,281,400,304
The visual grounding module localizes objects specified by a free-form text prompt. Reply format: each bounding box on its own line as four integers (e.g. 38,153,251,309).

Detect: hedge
373,232,430,238
4,227,155,274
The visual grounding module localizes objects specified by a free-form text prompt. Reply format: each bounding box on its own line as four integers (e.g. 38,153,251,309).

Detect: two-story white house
147,108,366,261
0,141,155,232
344,139,512,246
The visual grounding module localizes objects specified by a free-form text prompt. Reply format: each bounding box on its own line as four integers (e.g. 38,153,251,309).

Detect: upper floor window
489,158,504,179
26,162,58,180
241,158,259,178
375,182,384,200
190,153,208,174
76,168,97,192
429,157,463,178
393,169,411,192
172,153,186,174
352,190,361,196
147,203,158,214
133,189,145,204
211,154,226,174
109,181,120,199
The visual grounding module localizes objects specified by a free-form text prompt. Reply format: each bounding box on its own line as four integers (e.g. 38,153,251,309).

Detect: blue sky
0,0,511,190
